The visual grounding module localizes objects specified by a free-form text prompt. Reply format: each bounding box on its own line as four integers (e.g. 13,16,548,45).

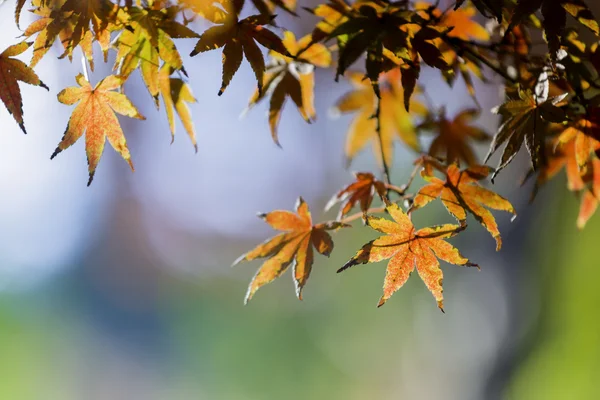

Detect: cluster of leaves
1,0,600,309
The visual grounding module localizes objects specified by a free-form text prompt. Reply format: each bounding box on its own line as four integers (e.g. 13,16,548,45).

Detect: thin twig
374,94,392,185
386,183,408,195
338,193,414,224
391,162,423,195
339,206,386,224
445,37,518,84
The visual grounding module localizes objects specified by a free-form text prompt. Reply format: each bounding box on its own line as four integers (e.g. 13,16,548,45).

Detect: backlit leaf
234,197,349,302
412,164,516,250
419,108,490,166
190,4,288,95
245,31,331,145
331,69,426,171
339,203,477,311
326,172,388,219
158,65,198,151
113,4,199,103
51,74,145,185
485,87,568,179
0,42,48,134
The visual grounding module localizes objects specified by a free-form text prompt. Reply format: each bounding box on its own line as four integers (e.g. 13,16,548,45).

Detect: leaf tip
244,286,255,305
232,253,247,267
337,259,356,273
87,172,95,187
50,147,61,160
295,284,304,300
467,261,481,271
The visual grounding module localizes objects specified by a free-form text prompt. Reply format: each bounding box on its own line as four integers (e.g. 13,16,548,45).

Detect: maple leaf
419,108,490,166
412,164,516,251
415,1,489,100
61,0,117,58
179,0,229,21
455,0,504,22
326,2,450,97
113,3,199,103
522,134,600,228
158,65,198,151
524,137,585,203
339,203,478,311
417,1,491,43
306,0,352,42
15,0,27,27
508,0,599,57
233,197,349,303
23,1,77,68
485,84,568,179
245,31,331,145
24,0,119,70
577,160,600,229
51,74,145,186
557,114,600,170
189,1,289,95
578,189,598,229
0,42,48,134
250,0,297,17
530,139,600,229
331,69,427,171
326,172,389,220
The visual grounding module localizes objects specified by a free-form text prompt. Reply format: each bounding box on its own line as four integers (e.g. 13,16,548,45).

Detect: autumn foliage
2,0,600,309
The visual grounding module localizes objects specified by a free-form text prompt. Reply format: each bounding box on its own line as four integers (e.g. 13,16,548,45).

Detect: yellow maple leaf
52,74,145,185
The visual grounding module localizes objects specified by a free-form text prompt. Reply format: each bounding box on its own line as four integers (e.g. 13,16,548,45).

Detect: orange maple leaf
251,0,297,17
52,74,145,186
526,138,584,197
326,172,388,219
573,158,600,230
0,42,48,133
415,2,489,99
23,1,76,68
412,164,516,251
246,31,331,145
331,69,426,170
415,1,491,42
24,0,118,69
339,203,478,311
234,197,349,303
557,114,600,170
419,109,490,166
529,139,600,229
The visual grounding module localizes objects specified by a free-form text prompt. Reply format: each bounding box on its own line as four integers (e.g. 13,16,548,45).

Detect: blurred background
1,1,599,399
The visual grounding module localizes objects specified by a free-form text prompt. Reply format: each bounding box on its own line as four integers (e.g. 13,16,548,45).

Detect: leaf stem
338,195,414,224
339,206,386,224
81,54,90,83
